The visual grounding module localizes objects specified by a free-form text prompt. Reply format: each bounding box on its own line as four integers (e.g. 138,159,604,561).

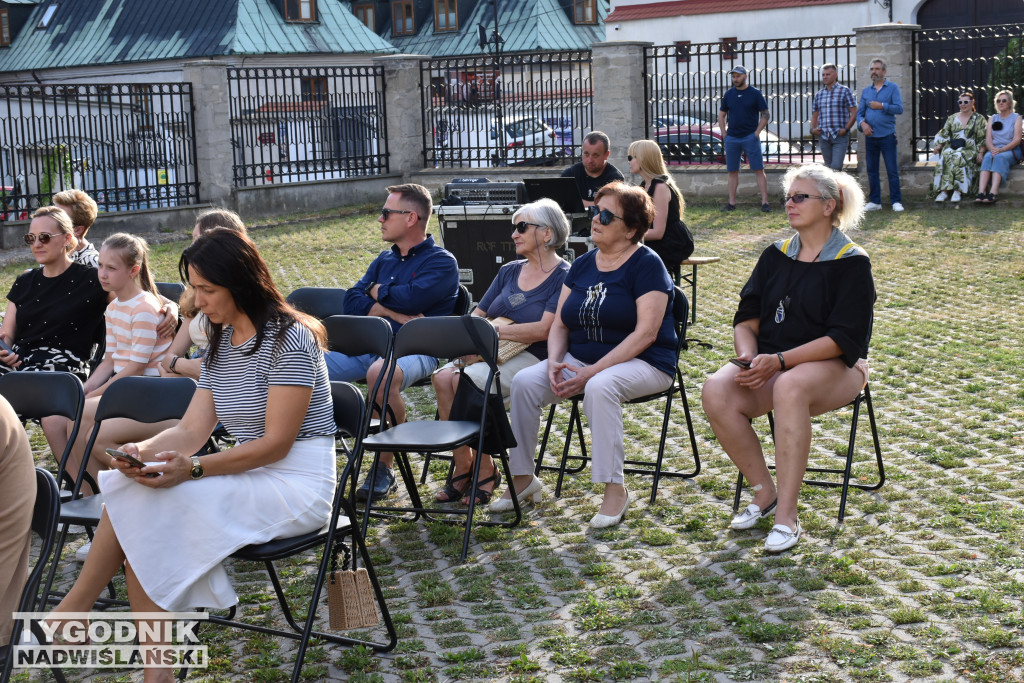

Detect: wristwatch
169,356,180,374
190,455,204,480
364,281,377,297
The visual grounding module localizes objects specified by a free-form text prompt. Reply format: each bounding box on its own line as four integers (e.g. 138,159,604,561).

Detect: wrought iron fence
644,35,856,166
420,50,592,169
227,66,388,186
913,23,1024,160
0,83,199,220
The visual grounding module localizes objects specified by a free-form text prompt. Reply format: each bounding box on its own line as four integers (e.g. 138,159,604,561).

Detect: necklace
775,248,822,324
597,245,634,270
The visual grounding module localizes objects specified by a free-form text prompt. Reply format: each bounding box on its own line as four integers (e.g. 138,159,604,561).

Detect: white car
489,116,563,166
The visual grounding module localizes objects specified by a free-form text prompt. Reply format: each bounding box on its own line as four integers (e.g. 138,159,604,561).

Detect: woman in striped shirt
50,229,336,675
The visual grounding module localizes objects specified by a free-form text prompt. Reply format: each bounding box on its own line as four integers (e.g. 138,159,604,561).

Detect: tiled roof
606,0,860,22
386,0,606,57
0,0,395,74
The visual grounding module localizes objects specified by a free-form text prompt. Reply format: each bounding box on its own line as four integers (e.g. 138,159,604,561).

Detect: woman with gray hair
432,198,571,505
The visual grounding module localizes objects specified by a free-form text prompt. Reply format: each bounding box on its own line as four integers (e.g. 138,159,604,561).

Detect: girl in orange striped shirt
65,233,172,493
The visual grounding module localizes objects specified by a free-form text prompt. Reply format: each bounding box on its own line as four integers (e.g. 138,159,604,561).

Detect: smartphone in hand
105,448,161,477
729,358,752,369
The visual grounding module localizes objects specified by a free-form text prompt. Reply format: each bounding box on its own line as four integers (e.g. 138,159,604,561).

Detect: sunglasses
997,99,1010,103
627,155,634,161
781,193,828,207
23,232,63,246
958,100,971,105
380,208,413,220
588,206,624,225
513,221,545,234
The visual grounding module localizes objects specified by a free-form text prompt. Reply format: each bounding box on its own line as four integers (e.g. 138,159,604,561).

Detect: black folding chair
732,382,884,523
534,286,701,504
41,376,198,608
1,468,66,683
452,283,472,316
360,316,522,562
286,287,348,320
201,381,396,682
0,371,84,493
322,315,394,502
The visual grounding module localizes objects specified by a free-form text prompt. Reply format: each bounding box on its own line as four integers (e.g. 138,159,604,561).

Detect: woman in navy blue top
493,182,677,528
432,199,571,505
702,165,874,553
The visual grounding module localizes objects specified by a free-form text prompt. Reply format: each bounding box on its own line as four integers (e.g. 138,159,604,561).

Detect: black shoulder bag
447,316,517,454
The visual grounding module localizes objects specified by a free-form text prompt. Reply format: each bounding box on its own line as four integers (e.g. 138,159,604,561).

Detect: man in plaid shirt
810,63,857,171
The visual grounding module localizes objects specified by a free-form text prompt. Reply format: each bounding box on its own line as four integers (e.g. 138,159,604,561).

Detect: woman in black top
701,165,874,553
627,139,694,271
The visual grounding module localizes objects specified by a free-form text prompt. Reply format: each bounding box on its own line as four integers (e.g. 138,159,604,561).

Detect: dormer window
1,9,11,46
435,0,457,32
393,1,414,36
285,0,316,22
354,3,375,30
573,0,596,25
38,3,59,29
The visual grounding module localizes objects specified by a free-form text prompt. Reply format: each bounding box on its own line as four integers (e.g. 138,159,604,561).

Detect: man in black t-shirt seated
561,131,625,207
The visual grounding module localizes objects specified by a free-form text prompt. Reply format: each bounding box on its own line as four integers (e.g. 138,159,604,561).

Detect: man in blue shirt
718,65,772,212
857,58,905,212
329,183,459,501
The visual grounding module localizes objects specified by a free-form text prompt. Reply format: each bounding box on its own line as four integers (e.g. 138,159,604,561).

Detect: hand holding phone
729,358,752,369
106,448,161,477
0,338,13,355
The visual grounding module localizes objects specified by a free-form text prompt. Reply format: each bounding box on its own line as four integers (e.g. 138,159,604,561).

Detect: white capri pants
508,352,673,484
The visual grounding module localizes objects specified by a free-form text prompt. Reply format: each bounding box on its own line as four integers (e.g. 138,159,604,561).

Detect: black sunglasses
996,99,1010,104
781,193,827,207
23,232,63,246
513,221,545,234
627,155,634,161
588,206,624,225
380,208,413,220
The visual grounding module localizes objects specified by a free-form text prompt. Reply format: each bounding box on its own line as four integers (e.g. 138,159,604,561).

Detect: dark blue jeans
864,133,901,204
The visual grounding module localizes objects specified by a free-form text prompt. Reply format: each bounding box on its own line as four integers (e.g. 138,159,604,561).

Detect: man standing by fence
857,58,904,212
718,65,772,212
561,131,624,207
811,64,857,171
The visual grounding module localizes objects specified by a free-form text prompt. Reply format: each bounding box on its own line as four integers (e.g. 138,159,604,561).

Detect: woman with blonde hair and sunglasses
627,139,694,273
975,89,1022,204
702,164,874,553
431,198,570,505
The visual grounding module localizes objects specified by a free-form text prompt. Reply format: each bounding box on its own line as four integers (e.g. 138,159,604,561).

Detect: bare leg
977,170,991,195
728,171,740,205
63,396,102,496
432,368,477,500
598,482,627,516
41,415,71,479
124,562,175,683
990,171,1004,197
701,364,777,512
771,360,863,529
754,169,769,204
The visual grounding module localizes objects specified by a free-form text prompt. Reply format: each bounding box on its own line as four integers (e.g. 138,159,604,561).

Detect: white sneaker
864,202,882,211
892,202,905,212
934,191,948,202
951,191,962,202
75,542,91,563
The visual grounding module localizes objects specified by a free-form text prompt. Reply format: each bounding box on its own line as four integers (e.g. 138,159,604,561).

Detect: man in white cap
717,65,772,212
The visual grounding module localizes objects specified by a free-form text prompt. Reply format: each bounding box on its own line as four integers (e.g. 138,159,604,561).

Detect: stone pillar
853,24,921,174
374,54,430,178
591,41,652,174
180,60,234,207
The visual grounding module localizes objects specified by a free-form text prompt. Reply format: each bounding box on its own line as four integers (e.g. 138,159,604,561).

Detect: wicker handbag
326,544,379,630
489,317,530,364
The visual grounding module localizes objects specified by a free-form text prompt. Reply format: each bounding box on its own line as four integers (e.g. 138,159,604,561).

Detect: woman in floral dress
930,91,987,202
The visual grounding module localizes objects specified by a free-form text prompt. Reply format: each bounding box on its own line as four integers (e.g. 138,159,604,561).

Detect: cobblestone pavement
10,208,1024,682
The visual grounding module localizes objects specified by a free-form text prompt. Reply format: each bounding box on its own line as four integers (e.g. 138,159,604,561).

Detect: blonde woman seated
627,139,694,271
432,199,570,505
492,182,677,528
701,165,875,553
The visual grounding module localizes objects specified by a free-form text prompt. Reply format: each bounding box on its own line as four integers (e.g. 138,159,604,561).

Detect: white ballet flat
764,521,801,553
730,483,777,530
489,476,543,513
589,489,630,529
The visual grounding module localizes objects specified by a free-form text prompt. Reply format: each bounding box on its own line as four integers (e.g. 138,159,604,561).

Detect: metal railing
420,50,592,169
0,83,199,220
644,35,857,166
227,66,388,186
913,23,1024,160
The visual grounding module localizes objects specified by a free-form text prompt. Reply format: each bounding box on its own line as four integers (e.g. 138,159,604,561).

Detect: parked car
652,114,711,130
489,116,563,166
657,125,814,165
543,115,574,153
